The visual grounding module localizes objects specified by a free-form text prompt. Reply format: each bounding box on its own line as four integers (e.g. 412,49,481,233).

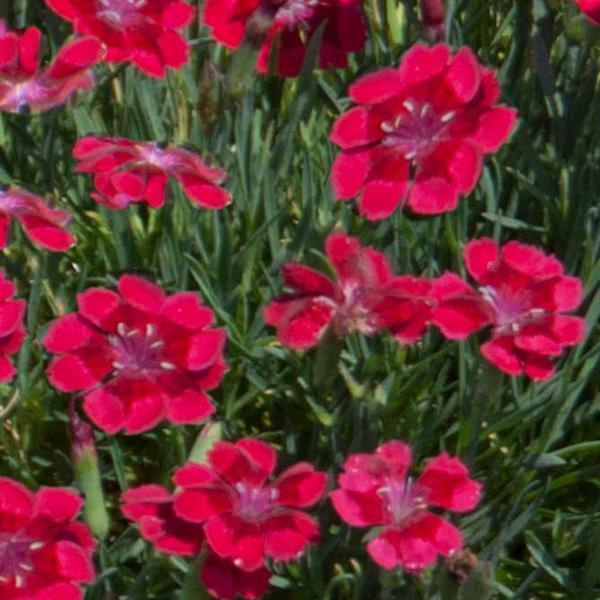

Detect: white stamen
117,322,127,336
441,111,455,123
160,361,175,371
146,323,156,337
112,361,124,369
404,150,417,160
29,542,44,550
380,121,395,133
402,99,416,113
19,563,33,572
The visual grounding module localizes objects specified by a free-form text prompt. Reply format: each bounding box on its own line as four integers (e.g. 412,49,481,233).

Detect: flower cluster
0,273,26,383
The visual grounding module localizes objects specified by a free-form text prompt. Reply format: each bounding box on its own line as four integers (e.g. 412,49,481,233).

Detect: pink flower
0,477,96,599
173,438,327,572
0,20,102,113
263,231,432,349
330,43,517,219
43,274,227,434
330,441,482,573
575,0,600,24
432,238,586,380
203,0,367,77
0,186,76,251
121,485,270,599
44,0,195,77
73,136,231,210
0,273,26,383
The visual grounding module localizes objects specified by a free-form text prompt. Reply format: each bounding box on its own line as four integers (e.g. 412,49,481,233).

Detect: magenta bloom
73,136,231,210
0,20,102,113
43,274,227,434
330,43,517,219
0,273,26,383
263,231,432,349
121,484,270,599
44,0,195,77
203,0,367,77
432,238,586,380
173,438,327,572
575,0,600,24
330,441,481,573
0,478,96,599
0,186,76,251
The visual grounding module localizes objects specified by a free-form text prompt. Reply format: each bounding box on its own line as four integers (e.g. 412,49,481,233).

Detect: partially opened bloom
0,186,76,251
0,20,102,113
73,136,231,210
331,441,481,572
575,0,600,24
263,231,432,349
173,438,327,572
43,274,227,434
330,43,517,219
44,0,195,77
203,0,367,77
432,238,585,380
121,484,270,599
0,478,96,599
0,273,26,383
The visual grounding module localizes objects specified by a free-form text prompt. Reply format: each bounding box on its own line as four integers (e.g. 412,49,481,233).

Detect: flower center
135,143,180,170
0,535,44,589
96,0,146,27
333,282,378,336
479,286,546,335
234,482,277,523
270,0,322,28
377,478,427,526
0,191,26,214
108,322,174,377
380,100,455,161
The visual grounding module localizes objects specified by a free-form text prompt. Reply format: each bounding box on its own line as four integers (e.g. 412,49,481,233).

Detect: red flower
73,136,231,210
330,43,517,219
44,0,195,78
263,231,432,349
0,273,26,383
432,238,586,380
43,274,227,434
0,20,102,113
173,438,327,572
0,477,96,599
575,0,600,24
330,441,481,573
0,186,76,251
203,0,367,77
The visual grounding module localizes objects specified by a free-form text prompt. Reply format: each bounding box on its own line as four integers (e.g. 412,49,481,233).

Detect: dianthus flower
432,238,585,380
0,20,102,113
330,441,481,572
121,484,270,599
575,0,600,24
73,136,231,210
43,274,227,434
44,0,195,77
0,186,76,251
263,231,432,349
203,0,367,77
0,273,26,383
0,478,96,599
173,438,327,572
330,43,517,219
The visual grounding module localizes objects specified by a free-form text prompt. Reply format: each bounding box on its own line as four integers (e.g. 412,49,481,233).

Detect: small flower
43,274,227,434
73,136,231,210
0,20,102,113
575,0,600,24
173,438,327,572
330,441,482,573
263,231,432,349
0,477,96,598
0,186,76,251
330,43,517,219
0,273,26,383
432,238,586,380
44,0,196,77
203,0,367,77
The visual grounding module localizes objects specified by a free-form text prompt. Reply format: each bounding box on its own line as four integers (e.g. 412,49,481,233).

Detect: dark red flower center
135,143,181,171
269,0,324,28
480,286,546,335
332,282,377,336
108,322,174,378
0,534,44,589
377,478,427,526
380,100,455,161
96,0,147,27
233,482,277,522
